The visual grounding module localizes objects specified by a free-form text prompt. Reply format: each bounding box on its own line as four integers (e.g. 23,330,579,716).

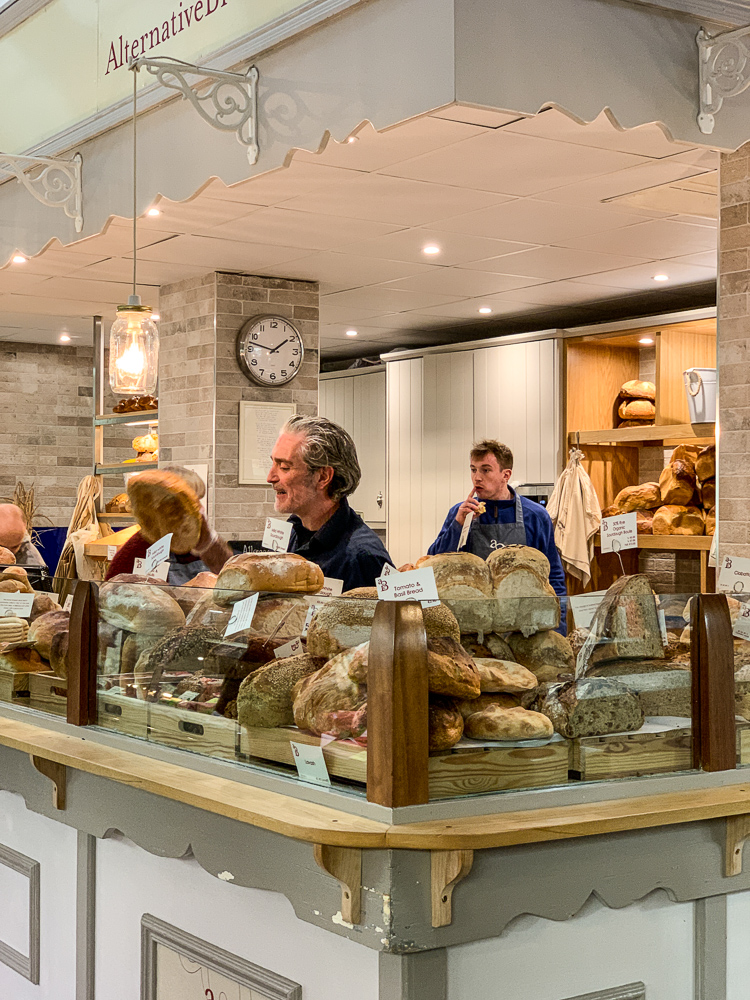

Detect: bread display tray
27,673,67,716
570,720,693,780
96,690,149,738
148,703,239,761
240,726,570,798
0,669,43,706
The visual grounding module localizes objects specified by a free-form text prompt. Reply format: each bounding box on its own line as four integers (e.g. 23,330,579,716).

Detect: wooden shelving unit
94,410,158,427
94,461,157,476
569,422,715,447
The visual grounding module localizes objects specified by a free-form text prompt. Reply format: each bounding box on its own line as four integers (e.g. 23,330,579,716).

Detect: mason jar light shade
109,304,159,395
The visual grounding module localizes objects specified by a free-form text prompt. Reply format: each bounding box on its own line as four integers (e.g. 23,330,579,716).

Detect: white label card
318,577,344,598
274,637,303,658
143,534,173,575
302,603,321,637
290,741,331,787
0,593,34,617
600,512,638,554
179,690,200,702
658,609,669,647
262,517,293,553
63,595,74,613
718,555,750,595
569,590,607,630
224,592,259,638
375,567,440,605
734,603,750,642
107,545,117,561
133,557,170,581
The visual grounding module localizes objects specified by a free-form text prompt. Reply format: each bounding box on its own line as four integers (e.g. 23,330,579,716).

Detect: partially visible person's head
160,464,206,500
469,440,513,499
267,416,361,518
0,504,27,552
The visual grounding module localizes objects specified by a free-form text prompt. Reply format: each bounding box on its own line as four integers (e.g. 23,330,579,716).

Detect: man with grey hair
267,415,392,590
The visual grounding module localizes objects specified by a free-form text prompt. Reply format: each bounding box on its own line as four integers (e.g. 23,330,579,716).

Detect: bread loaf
0,645,47,673
507,630,575,683
251,596,309,639
618,399,655,420
28,611,69,660
620,379,656,400
184,572,218,589
121,632,160,674
429,697,464,750
696,445,715,483
670,445,700,467
652,505,704,536
50,630,69,676
99,580,185,634
239,652,326,729
539,677,644,738
699,478,715,509
415,552,493,634
127,469,202,553
474,658,537,693
425,637,481,699
0,567,32,593
134,624,223,677
659,461,696,505
588,656,688,677
486,545,559,635
98,622,124,676
706,507,716,536
624,671,691,717
636,510,653,534
30,592,60,622
0,547,14,565
584,574,664,667
214,552,324,599
291,651,366,735
454,692,533,718
464,705,553,741
459,633,515,661
612,482,661,512
600,505,620,518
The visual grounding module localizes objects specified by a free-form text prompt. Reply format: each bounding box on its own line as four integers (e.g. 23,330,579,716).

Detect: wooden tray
570,726,692,780
27,673,67,716
240,728,569,798
0,670,38,705
96,690,149,738
149,703,238,761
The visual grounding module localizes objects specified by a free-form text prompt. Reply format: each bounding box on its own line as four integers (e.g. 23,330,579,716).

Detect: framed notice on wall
141,915,301,1000
238,401,296,485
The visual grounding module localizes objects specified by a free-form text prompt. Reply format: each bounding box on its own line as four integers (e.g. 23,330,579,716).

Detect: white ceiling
0,105,718,357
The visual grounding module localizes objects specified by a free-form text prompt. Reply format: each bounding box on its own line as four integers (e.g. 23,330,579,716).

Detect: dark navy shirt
288,498,392,592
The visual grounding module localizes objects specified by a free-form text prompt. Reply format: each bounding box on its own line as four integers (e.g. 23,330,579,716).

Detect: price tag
262,518,293,553
107,545,117,561
718,554,750,595
274,637,303,658
290,741,331,787
63,595,74,613
569,590,607,630
318,577,344,598
179,690,200,702
381,562,397,577
143,534,173,575
0,593,34,618
375,567,439,606
224,592,259,638
302,603,321,637
133,557,170,581
600,513,638,554
734,603,750,641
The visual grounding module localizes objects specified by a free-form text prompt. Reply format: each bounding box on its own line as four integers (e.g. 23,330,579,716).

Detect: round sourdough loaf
0,547,15,565
426,637,481,699
612,482,661,512
30,592,60,622
429,697,464,750
416,552,494,634
464,705,553,740
99,580,186,633
28,611,69,661
214,552,324,600
238,652,324,729
618,398,656,420
291,653,366,735
486,545,560,635
474,658,537,693
506,630,575,683
652,504,705,535
0,645,48,673
127,469,202,553
620,379,655,400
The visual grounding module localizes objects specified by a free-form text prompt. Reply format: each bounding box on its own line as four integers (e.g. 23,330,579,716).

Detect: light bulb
147,207,161,217
346,330,358,337
639,337,654,345
109,303,159,395
59,334,71,343
422,245,441,255
653,273,669,282
12,255,26,264
478,307,492,315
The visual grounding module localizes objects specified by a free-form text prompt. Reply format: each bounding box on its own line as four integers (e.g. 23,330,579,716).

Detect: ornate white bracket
697,24,750,134
133,57,259,164
0,151,83,231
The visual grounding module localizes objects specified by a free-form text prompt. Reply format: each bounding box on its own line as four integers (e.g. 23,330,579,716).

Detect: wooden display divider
28,673,68,716
96,690,149,738
148,703,238,761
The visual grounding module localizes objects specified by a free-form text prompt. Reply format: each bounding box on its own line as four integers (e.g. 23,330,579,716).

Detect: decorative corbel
0,152,83,231
30,755,67,810
313,844,362,924
431,849,473,927
697,24,750,134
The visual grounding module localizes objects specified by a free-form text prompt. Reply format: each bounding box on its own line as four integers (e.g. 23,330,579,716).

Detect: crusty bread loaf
0,566,33,593
464,705,553,741
652,504,705,536
636,510,653,534
584,574,664,668
342,587,378,599
251,596,308,639
455,691,534,718
670,445,700,467
425,637,481,699
238,652,325,728
0,547,15,565
184,572,217,589
292,652,366,736
696,445,715,483
620,379,656,400
612,482,661,512
507,629,575,683
99,580,185,634
601,504,620,518
659,461,696,505
215,552,324,599
461,633,515,661
429,697,464,750
699,478,715,509
0,645,47,673
538,677,644,738
617,420,654,428
28,611,69,661
127,469,203,553
474,658,537,693
618,399,656,420
121,632,159,675
706,506,716,536
30,592,60,622
486,545,559,635
416,552,494,634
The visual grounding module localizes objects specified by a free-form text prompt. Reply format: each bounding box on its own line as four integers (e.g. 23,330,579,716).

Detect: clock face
236,316,304,387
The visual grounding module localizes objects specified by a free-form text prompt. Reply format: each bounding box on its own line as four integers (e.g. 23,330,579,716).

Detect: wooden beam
691,594,736,772
367,601,429,807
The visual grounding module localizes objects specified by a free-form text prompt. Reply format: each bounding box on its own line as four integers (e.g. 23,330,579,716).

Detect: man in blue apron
428,440,566,605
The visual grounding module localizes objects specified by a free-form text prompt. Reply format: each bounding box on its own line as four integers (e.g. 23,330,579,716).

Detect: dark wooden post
66,580,99,726
367,601,429,806
691,592,736,771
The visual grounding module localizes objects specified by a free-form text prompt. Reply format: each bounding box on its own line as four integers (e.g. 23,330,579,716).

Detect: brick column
158,272,319,540
718,146,750,558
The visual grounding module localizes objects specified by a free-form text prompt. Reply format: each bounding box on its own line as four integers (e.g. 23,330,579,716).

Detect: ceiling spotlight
653,273,669,282
422,245,441,255
478,306,493,315
147,207,161,217
12,254,26,264
639,337,654,345
59,334,71,343
346,329,358,337
346,136,357,144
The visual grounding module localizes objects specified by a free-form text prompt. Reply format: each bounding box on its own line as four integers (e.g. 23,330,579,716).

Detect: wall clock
236,315,304,387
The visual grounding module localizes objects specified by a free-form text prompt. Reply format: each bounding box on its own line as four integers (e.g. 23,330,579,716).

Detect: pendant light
109,64,159,396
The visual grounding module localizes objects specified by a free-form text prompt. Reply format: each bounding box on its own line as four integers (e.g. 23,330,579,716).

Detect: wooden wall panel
657,326,717,425
565,341,640,435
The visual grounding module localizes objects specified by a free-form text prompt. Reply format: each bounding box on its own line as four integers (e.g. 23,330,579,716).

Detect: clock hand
250,341,276,351
269,337,291,354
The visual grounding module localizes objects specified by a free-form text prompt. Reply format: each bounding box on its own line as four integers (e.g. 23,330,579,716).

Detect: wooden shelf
595,533,712,551
95,462,157,475
570,422,715,447
94,411,158,426
97,512,134,522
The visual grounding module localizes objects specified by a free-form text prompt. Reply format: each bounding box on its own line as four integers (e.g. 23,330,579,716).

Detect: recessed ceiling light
346,329,358,337
346,136,357,144
653,273,669,282
59,334,71,343
639,337,654,345
147,207,161,217
478,306,492,315
422,245,441,255
12,254,26,264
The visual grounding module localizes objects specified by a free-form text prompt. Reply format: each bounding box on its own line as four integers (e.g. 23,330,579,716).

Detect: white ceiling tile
380,130,649,195
339,227,534,266
568,259,716,290
201,207,400,250
429,106,526,128
409,298,537,320
319,303,393,324
383,268,548,297
71,221,180,256
669,250,717,268
281,251,434,290
482,246,648,279
279,173,509,226
539,162,716,207
664,147,719,169
485,280,635,307
322,286,464,314
0,294,115,317
10,248,112,275
31,276,159,306
139,199,261,234
557,218,716,258
431,198,645,243
74,257,209,285
671,213,717,229
0,268,59,294
133,235,308,269
199,163,360,207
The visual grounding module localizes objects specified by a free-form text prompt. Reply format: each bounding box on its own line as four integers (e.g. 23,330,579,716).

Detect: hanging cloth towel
547,448,601,588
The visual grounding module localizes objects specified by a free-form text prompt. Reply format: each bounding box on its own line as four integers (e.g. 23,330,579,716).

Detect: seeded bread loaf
539,677,644,738
239,652,326,729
